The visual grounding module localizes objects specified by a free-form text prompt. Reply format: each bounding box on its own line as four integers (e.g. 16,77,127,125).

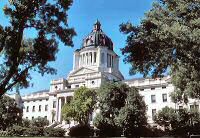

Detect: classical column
56,98,59,122
58,98,62,122
64,97,67,104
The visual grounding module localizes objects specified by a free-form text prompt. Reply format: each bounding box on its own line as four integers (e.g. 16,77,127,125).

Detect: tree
116,87,147,136
62,87,96,125
31,117,49,127
94,82,147,137
120,0,200,98
0,0,76,96
0,95,22,130
155,106,200,136
155,106,179,130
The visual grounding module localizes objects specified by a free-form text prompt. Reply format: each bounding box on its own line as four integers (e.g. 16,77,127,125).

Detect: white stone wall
23,97,50,120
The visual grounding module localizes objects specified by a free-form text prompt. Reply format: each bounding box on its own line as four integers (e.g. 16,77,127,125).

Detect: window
75,85,79,88
26,106,29,112
152,109,156,120
32,106,35,112
67,85,71,89
101,53,104,64
26,117,28,119
162,86,166,89
151,95,156,103
107,54,111,67
94,52,97,63
39,105,41,112
44,116,47,119
190,105,194,110
195,105,199,110
151,87,155,90
45,105,48,111
90,52,92,63
46,99,48,101
91,81,95,84
140,89,144,91
53,101,56,108
32,117,34,120
162,94,167,102
86,53,88,64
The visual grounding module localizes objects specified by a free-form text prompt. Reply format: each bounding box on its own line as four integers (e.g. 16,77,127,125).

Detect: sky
0,0,154,95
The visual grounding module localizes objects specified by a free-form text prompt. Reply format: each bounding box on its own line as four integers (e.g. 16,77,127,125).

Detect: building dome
82,20,113,50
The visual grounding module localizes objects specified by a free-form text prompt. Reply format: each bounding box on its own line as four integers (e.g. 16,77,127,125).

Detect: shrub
68,124,94,137
31,117,49,127
44,127,65,137
0,131,9,136
24,127,44,136
6,125,27,136
21,119,31,127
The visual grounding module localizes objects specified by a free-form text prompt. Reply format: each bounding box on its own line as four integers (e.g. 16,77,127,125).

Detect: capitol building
20,21,194,126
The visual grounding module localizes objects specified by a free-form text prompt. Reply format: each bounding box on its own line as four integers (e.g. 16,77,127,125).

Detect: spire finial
94,19,101,31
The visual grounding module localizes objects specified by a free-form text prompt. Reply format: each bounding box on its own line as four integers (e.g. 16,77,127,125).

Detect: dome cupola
82,20,113,50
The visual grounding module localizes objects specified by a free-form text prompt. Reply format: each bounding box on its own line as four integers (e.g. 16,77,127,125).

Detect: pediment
69,67,96,76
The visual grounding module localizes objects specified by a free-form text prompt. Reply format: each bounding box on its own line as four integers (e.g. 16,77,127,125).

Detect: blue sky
0,0,154,95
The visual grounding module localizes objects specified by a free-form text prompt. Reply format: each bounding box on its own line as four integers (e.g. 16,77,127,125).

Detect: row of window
152,104,200,120
150,93,168,103
26,105,48,112
101,53,114,67
140,86,166,91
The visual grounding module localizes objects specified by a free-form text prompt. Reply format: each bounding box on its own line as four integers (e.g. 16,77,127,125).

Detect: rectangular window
32,116,34,120
39,105,41,112
140,89,144,91
151,95,156,103
94,52,97,63
101,53,104,64
53,101,56,108
44,116,47,120
162,86,166,89
151,87,155,90
190,105,194,110
86,53,88,64
90,52,92,63
45,105,48,111
195,105,199,110
107,54,111,67
162,94,167,102
152,109,156,120
26,106,29,112
75,85,79,88
32,106,35,112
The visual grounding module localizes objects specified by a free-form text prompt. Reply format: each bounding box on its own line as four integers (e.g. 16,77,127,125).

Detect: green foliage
6,125,27,136
121,0,200,77
31,117,49,127
120,0,200,100
0,95,22,130
155,106,200,136
21,118,31,127
62,86,96,125
0,0,76,96
24,127,44,136
94,82,147,137
44,127,65,137
68,124,94,137
116,87,147,136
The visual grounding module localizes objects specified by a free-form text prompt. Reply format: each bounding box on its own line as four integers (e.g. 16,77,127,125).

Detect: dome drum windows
107,53,114,68
80,52,97,66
